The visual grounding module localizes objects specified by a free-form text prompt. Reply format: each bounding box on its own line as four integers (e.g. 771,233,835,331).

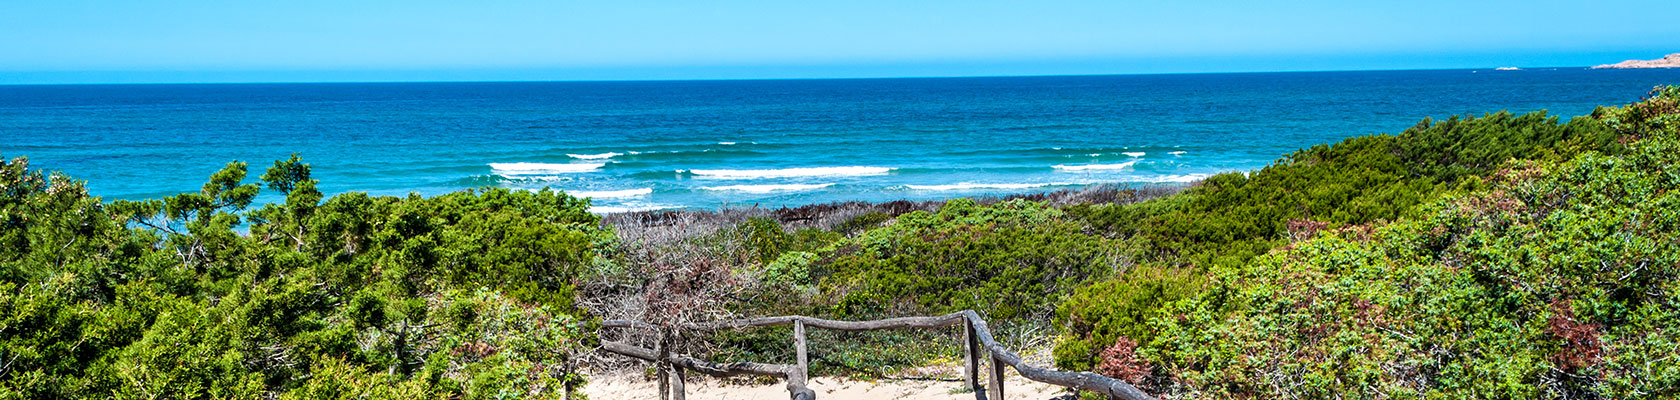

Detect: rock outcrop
1592,53,1680,69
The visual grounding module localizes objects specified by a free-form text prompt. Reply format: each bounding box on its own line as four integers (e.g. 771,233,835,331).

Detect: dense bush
1051,265,1202,373
820,198,1122,320
0,155,599,399
1071,110,1621,270
1132,87,1680,398
1054,109,1628,375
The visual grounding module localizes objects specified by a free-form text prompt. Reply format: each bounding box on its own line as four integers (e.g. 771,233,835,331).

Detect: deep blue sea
3,68,1676,212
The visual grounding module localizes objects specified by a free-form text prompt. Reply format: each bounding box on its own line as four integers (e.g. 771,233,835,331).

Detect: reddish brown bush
1096,337,1153,385
1545,299,1604,371
1286,218,1331,242
454,341,500,359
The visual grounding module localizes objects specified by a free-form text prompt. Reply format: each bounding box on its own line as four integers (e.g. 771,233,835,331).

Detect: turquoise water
2,68,1675,212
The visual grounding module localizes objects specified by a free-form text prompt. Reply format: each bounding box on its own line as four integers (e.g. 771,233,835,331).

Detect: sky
1,0,1677,84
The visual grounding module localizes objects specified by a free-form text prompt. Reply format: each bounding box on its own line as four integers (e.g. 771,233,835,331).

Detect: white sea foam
567,152,622,160
903,182,1074,191
508,176,576,183
683,166,893,179
700,183,835,193
489,162,605,175
589,203,678,214
1169,151,1187,155
1087,153,1101,157
718,141,737,145
628,151,643,154
1141,173,1213,183
1053,161,1138,171
1122,152,1146,157
567,188,653,198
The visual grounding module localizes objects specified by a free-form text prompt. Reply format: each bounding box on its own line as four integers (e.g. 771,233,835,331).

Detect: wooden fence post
657,329,671,400
656,360,670,399
989,355,1006,400
963,317,981,395
670,363,686,400
794,320,809,380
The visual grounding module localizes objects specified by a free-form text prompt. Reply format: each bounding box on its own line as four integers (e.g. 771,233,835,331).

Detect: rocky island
1591,53,1680,69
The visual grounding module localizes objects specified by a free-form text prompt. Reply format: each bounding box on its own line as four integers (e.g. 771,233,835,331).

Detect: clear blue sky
2,0,1676,84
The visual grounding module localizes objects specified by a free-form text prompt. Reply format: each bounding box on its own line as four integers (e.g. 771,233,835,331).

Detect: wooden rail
600,310,1154,400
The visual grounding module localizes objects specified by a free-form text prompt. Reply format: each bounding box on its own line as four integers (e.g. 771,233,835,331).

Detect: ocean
2,68,1675,213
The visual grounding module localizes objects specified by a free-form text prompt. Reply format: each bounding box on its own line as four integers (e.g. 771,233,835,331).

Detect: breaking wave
699,183,835,193
902,182,1076,191
567,152,622,160
1052,161,1137,172
682,166,893,179
489,162,604,176
565,188,652,198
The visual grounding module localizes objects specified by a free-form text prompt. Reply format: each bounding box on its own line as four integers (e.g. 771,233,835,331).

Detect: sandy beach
582,373,1075,400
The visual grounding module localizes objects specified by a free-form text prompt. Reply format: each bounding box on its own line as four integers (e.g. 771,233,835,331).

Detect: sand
585,333,1082,399
582,373,1076,400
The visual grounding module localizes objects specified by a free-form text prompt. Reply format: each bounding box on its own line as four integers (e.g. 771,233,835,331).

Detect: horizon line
0,65,1605,87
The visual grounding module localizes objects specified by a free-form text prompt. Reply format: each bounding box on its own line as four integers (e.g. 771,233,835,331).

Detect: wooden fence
600,310,1154,400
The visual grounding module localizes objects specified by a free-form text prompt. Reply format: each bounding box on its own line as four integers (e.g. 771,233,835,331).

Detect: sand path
582,373,1075,400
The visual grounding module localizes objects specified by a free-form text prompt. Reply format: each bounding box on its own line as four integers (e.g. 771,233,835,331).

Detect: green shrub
738,217,794,264
764,251,817,287
821,199,1119,319
835,211,890,235
1052,265,1203,372
1053,108,1628,380
1138,89,1680,398
0,155,598,398
1071,110,1621,271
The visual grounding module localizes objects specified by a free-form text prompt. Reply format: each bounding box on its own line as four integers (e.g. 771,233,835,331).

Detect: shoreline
595,183,1191,229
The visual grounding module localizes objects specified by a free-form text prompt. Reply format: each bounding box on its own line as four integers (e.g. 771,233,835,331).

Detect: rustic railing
600,310,1154,400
